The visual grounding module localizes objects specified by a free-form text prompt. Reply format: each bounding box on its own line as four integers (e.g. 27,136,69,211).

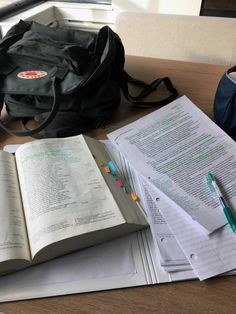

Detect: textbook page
108,96,236,233
143,177,236,280
0,151,31,272
15,135,126,259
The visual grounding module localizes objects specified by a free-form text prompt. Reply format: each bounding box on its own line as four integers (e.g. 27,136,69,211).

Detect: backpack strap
0,76,61,137
0,20,31,53
121,71,178,107
111,31,178,107
0,52,16,74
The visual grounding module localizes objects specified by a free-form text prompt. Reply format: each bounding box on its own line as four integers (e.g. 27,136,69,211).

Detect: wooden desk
1,57,236,314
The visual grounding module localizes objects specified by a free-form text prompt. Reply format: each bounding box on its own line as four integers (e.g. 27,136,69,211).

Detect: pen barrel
223,207,236,233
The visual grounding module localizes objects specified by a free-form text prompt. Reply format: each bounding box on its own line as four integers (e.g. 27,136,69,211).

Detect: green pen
207,172,236,233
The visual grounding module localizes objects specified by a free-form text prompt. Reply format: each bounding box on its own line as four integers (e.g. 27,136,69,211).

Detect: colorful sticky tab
116,179,124,187
130,193,139,201
97,159,104,167
104,166,110,173
112,174,118,180
106,161,117,174
95,157,139,201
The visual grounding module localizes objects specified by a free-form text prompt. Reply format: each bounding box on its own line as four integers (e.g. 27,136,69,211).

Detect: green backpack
0,20,178,138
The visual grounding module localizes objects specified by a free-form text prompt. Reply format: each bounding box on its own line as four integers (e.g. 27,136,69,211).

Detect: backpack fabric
0,20,178,138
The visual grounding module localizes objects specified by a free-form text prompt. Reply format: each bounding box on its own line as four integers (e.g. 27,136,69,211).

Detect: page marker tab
104,166,110,173
107,161,116,174
112,174,118,180
97,159,104,167
116,179,124,187
131,193,139,201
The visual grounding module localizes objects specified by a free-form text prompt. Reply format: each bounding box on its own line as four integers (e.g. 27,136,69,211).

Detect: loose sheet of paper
142,177,236,280
139,184,190,267
108,96,236,233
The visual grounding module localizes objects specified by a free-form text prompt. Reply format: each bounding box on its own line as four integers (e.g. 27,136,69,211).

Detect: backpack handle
0,77,60,137
121,71,178,107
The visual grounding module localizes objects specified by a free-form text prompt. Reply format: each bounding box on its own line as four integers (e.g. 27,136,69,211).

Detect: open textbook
0,135,148,276
0,140,197,303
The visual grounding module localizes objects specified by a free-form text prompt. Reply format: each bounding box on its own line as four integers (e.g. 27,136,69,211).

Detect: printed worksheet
108,96,236,233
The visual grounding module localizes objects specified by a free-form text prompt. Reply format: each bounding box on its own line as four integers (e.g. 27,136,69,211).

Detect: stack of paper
104,141,191,273
108,95,236,280
1,95,236,303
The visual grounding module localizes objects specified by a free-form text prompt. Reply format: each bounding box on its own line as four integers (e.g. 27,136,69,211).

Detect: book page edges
83,135,148,227
32,222,148,264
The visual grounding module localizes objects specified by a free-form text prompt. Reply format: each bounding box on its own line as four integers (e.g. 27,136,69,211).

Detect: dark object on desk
214,65,236,135
0,20,178,138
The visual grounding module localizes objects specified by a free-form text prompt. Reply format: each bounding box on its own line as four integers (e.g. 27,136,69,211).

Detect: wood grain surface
1,56,235,314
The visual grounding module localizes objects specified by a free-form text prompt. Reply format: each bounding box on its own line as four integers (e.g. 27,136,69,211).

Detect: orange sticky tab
104,166,110,173
97,160,104,167
130,193,139,201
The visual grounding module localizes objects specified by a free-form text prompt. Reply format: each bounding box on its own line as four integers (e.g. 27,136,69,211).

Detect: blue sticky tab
107,161,116,174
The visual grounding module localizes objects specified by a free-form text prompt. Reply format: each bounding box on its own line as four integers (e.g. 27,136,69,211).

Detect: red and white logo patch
17,70,48,79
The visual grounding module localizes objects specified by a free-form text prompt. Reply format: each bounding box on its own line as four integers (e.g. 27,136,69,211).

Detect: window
0,1,45,20
0,1,114,37
0,1,111,20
